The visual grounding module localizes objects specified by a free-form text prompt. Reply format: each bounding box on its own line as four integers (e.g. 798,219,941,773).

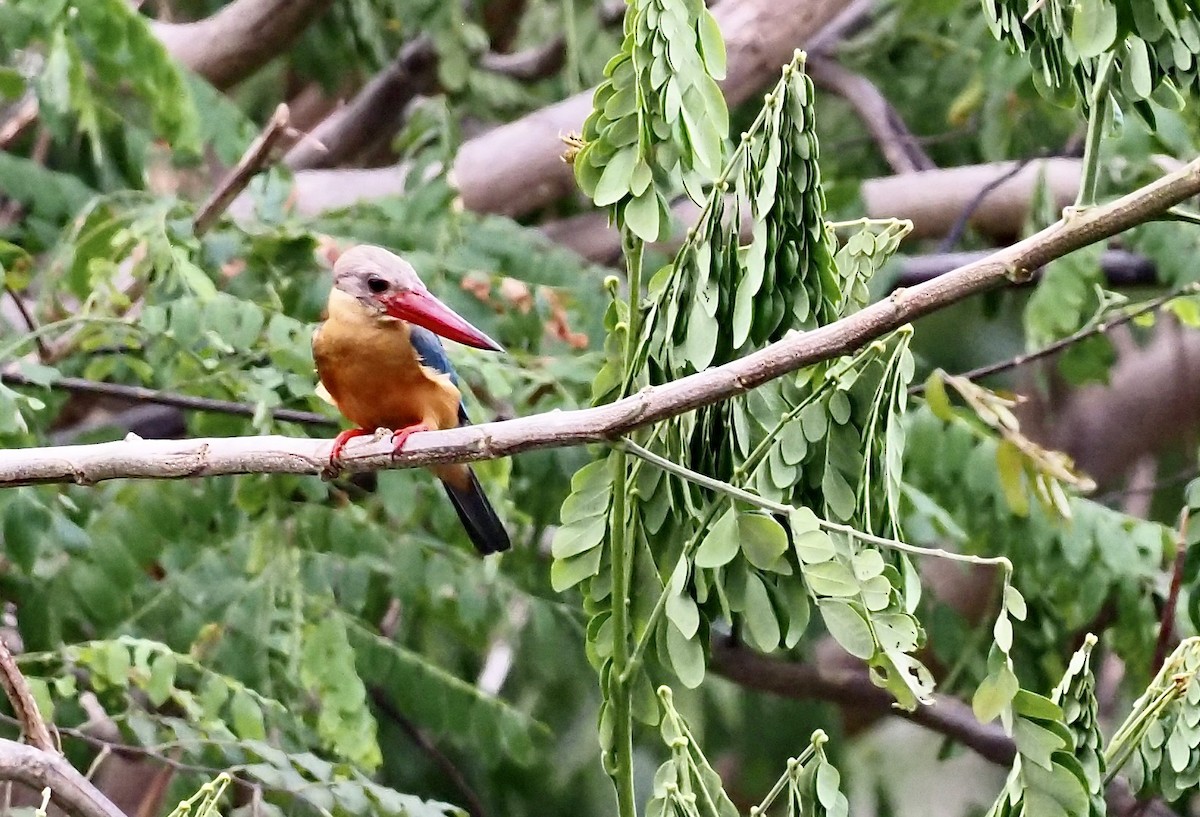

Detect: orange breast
313,292,463,434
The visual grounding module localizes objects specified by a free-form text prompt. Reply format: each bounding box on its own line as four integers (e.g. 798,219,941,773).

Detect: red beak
382,289,504,352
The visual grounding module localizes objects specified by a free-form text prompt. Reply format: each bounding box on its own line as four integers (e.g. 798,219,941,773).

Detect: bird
312,245,511,555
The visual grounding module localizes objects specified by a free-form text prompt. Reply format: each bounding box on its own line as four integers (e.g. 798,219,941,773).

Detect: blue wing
410,326,470,426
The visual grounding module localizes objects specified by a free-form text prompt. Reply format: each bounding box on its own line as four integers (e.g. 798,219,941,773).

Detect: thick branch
0,739,125,817
863,159,1082,240
709,639,1015,765
283,38,439,171
152,0,335,89
286,0,850,217
3,157,1198,487
806,55,934,175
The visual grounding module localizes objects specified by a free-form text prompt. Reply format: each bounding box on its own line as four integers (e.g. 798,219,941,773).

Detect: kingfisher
313,245,511,555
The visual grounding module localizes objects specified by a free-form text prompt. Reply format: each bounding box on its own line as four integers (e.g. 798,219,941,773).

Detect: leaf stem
607,231,644,817
1074,52,1116,209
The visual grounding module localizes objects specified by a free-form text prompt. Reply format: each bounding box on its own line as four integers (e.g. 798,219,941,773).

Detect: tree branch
0,739,125,817
0,370,335,428
863,159,1082,240
806,55,934,175
895,249,1157,288
2,156,1198,487
283,38,439,171
151,0,335,89
193,103,291,237
709,639,1015,765
0,638,54,753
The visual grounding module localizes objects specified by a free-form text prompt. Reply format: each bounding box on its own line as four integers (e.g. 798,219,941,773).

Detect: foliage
1,1,1200,817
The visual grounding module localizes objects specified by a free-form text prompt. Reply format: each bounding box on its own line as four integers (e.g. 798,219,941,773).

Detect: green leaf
803,560,860,597
1070,0,1119,59
231,689,267,740
818,599,874,659
695,507,739,568
697,11,727,80
973,664,1019,723
742,573,781,651
594,146,638,207
738,512,789,570
624,189,662,242
666,622,706,688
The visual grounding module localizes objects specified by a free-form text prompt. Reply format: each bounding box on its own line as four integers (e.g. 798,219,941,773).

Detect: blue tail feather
442,470,511,555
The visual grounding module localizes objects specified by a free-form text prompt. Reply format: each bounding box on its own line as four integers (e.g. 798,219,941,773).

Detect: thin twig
193,103,291,237
1,287,48,361
0,637,55,753
2,155,1200,487
937,156,1039,252
910,283,1200,395
1152,510,1190,674
0,370,337,427
0,95,38,150
368,689,490,817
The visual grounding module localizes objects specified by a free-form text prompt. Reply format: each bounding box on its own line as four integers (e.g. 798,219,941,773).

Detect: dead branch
193,103,291,236
284,38,440,171
0,739,125,817
2,155,1198,487
806,55,934,175
0,637,54,752
151,0,335,89
864,159,1082,240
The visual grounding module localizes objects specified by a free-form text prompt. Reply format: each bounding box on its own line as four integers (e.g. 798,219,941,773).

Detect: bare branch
896,248,1157,287
806,55,934,175
709,639,1016,765
0,370,335,428
3,156,1198,488
151,0,335,89
0,637,54,753
0,739,125,817
479,42,568,82
284,39,439,171
193,103,291,237
864,159,1082,240
0,94,38,150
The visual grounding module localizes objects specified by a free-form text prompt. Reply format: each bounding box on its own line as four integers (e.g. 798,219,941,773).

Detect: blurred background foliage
0,0,1199,816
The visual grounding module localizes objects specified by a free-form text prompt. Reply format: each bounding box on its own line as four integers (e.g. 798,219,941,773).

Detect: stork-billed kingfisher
313,245,511,555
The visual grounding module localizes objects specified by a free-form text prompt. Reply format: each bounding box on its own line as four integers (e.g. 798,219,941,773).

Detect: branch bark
806,55,934,175
709,639,1016,765
863,159,1082,241
3,156,1198,487
0,637,54,753
0,739,126,817
285,0,850,217
151,0,335,89
283,38,440,171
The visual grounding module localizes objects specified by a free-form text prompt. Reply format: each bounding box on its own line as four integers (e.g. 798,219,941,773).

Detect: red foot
329,428,372,467
390,423,430,456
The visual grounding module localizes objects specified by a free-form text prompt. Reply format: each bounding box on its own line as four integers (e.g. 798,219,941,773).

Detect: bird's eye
366,276,389,294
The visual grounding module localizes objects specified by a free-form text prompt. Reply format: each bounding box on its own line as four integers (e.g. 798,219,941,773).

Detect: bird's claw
323,428,373,479
390,423,430,457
